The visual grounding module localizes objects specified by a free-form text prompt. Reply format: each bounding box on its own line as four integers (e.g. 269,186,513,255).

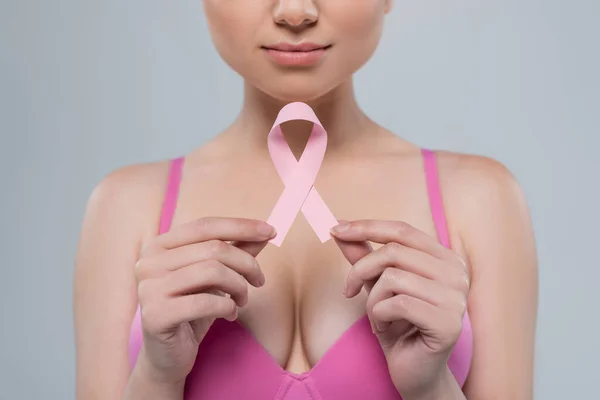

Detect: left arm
331,155,538,399
449,156,538,399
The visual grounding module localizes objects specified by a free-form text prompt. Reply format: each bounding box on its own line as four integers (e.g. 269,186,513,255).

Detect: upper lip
262,42,330,52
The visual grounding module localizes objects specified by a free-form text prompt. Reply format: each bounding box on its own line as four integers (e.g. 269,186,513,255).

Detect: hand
331,220,469,399
133,217,276,387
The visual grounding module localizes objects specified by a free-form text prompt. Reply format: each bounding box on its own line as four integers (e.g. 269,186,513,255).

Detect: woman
74,1,538,399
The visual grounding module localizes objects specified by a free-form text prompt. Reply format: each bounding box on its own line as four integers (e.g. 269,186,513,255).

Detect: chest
171,157,439,373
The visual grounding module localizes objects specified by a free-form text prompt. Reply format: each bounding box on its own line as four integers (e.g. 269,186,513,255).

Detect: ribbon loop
266,102,338,246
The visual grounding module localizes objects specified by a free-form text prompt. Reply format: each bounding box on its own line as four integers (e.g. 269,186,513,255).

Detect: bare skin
74,1,538,399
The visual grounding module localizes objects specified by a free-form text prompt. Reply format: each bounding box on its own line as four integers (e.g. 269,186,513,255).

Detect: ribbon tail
267,182,313,247
301,187,339,243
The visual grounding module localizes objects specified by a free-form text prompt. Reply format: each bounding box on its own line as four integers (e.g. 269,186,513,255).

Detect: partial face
203,0,392,102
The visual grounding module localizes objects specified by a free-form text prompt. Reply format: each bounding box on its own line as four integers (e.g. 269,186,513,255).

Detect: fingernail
375,321,388,333
227,308,239,322
343,274,352,298
259,224,276,238
331,222,350,234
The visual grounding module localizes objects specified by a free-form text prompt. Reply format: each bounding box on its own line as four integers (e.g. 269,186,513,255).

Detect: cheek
202,0,263,63
323,2,386,76
331,2,385,47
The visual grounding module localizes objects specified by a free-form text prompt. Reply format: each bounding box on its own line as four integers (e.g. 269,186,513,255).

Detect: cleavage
235,220,368,374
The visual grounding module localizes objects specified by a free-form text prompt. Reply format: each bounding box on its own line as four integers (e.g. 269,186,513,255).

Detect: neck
224,79,376,159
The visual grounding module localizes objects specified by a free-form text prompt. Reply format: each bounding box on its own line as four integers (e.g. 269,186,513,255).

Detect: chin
256,78,341,104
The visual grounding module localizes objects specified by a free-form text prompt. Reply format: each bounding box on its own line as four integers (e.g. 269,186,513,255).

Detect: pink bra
129,149,473,399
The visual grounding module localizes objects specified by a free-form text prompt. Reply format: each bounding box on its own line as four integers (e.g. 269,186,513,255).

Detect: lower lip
263,47,330,66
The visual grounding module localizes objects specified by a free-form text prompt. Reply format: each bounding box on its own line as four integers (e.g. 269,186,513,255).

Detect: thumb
231,240,270,258
332,220,376,295
332,220,373,264
333,236,372,265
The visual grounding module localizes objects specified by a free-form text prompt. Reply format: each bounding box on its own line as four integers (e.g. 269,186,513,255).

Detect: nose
273,0,318,29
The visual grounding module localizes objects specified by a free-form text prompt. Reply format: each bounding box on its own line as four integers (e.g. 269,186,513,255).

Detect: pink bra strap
421,149,450,248
159,157,185,235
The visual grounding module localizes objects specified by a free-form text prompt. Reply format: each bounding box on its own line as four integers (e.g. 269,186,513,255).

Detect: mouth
263,42,332,52
261,43,333,67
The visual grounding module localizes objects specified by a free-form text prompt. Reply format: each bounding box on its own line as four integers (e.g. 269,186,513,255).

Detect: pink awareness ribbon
266,102,339,246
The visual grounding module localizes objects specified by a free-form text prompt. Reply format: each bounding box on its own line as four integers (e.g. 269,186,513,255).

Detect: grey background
1,0,598,399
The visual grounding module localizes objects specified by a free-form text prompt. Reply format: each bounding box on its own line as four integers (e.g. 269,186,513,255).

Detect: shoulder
434,150,526,204
88,160,170,215
83,160,172,247
89,160,170,202
432,150,537,272
432,151,534,269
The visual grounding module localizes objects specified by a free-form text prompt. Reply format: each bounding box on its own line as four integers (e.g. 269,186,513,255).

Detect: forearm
402,366,466,400
122,359,184,400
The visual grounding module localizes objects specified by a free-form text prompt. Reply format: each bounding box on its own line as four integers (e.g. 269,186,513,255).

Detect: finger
231,240,270,258
145,293,238,333
367,268,450,310
366,268,460,332
331,220,375,295
333,236,372,265
333,236,377,295
331,220,451,260
345,242,444,298
135,240,265,286
149,217,277,252
163,261,250,307
371,295,452,338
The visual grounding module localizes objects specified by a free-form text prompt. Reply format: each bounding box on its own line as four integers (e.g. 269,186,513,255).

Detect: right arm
74,164,167,399
74,164,276,400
